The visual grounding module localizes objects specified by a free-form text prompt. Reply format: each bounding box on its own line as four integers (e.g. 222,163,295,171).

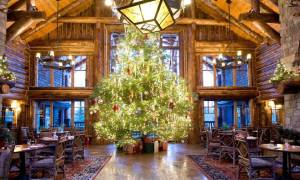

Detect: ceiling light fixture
107,0,190,33
35,0,74,70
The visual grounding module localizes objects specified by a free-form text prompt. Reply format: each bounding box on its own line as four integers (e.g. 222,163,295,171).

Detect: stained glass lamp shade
117,0,182,33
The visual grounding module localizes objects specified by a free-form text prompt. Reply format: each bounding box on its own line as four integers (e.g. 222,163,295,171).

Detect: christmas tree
90,26,192,147
0,55,16,82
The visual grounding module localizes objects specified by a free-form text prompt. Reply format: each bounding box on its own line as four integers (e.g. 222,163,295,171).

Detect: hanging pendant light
116,0,183,33
35,0,75,70
215,0,252,69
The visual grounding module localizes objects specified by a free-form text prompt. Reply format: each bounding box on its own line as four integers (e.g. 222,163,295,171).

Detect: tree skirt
65,156,111,180
187,155,232,180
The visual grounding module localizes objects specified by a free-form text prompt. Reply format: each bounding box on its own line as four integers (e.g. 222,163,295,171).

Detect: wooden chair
219,131,237,166
206,128,221,157
0,145,15,180
236,139,249,179
65,134,85,162
30,139,65,179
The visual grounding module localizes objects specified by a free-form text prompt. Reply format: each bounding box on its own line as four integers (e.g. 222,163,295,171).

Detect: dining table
260,143,300,179
14,143,48,180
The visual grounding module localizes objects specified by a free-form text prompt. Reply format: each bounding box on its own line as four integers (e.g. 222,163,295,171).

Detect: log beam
260,0,280,14
7,11,45,21
197,0,264,44
8,0,26,11
28,87,93,99
6,17,34,42
58,16,229,26
243,0,280,42
197,87,258,100
239,12,279,23
20,0,85,40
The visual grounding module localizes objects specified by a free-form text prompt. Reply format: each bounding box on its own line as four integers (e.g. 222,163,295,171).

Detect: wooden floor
87,143,208,180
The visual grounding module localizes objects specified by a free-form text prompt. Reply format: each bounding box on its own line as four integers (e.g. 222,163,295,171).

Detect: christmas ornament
112,104,120,112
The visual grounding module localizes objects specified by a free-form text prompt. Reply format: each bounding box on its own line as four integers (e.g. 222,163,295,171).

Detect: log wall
4,38,30,99
255,43,282,101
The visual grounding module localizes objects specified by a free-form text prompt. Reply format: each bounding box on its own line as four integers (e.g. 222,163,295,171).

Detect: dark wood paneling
255,43,282,100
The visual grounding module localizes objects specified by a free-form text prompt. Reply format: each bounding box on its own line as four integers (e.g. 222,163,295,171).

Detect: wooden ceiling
6,0,281,45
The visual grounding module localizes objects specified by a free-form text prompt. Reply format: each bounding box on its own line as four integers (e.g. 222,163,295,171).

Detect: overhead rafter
196,0,264,44
57,16,229,26
20,0,86,41
8,0,26,11
239,0,280,43
239,12,279,23
260,0,280,14
6,0,46,42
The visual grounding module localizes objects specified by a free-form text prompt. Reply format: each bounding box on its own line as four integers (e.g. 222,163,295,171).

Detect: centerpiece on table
0,55,16,94
90,26,192,154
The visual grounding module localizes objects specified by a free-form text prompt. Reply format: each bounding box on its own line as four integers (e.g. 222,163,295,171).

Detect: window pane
38,64,51,87
161,34,180,75
236,64,249,87
54,69,71,87
74,56,86,87
3,107,14,128
202,56,214,87
74,101,85,130
35,101,51,131
53,101,71,128
218,100,234,128
237,101,250,128
110,32,124,73
216,68,233,87
204,101,215,129
74,71,86,87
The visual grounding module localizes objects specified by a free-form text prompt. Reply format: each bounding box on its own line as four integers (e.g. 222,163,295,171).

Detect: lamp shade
117,0,182,33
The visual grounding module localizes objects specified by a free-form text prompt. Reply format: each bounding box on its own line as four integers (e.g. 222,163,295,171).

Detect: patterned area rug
65,156,111,180
187,155,232,180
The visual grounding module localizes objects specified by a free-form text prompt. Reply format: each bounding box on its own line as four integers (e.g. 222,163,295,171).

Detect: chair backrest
259,128,270,144
55,140,65,166
19,127,30,144
0,144,15,180
219,131,236,147
236,139,248,159
73,134,85,150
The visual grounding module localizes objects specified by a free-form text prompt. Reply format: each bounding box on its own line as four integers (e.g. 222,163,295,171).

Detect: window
37,56,87,87
74,101,85,130
201,55,249,87
218,100,234,128
35,101,51,130
2,107,14,128
74,56,87,87
53,101,71,128
110,32,124,73
161,34,180,76
237,101,250,128
202,57,214,87
236,64,249,87
35,100,85,131
204,101,215,129
38,64,51,87
217,68,233,87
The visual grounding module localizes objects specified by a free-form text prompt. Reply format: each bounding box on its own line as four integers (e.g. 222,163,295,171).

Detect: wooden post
71,101,74,128
214,100,218,128
234,101,238,128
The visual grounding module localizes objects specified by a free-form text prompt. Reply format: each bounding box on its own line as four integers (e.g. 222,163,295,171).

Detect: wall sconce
11,100,21,112
268,100,282,109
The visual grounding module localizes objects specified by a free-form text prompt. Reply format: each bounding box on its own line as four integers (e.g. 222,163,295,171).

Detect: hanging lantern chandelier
35,0,74,70
106,0,191,33
214,0,252,69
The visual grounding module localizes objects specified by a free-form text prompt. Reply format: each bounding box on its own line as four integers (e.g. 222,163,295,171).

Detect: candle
68,55,73,60
218,53,223,60
212,58,217,65
221,62,226,67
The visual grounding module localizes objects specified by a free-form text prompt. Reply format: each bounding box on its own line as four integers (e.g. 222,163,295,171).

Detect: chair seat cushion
251,157,273,168
32,158,54,168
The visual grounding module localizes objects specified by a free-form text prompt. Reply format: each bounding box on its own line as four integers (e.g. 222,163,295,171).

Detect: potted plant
270,62,299,86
